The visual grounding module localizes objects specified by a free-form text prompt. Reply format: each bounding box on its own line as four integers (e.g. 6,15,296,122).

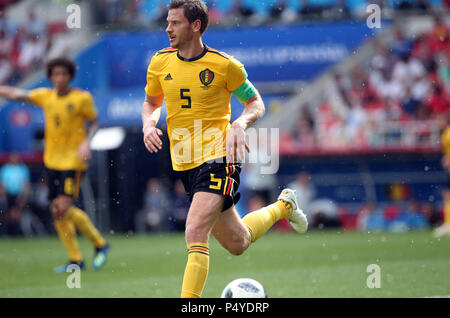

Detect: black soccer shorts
46,169,83,201
177,157,241,212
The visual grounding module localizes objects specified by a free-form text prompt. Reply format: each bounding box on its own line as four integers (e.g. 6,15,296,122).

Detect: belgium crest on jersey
199,68,214,87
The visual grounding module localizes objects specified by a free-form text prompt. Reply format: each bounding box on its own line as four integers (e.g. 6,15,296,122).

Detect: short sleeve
145,56,163,97
29,88,51,108
80,92,98,121
226,58,247,92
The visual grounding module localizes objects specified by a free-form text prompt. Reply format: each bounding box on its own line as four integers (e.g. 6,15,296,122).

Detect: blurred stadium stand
0,0,449,235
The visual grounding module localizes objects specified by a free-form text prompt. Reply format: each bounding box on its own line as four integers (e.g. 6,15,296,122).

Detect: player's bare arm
78,119,100,162
142,93,164,153
0,86,33,104
226,90,265,163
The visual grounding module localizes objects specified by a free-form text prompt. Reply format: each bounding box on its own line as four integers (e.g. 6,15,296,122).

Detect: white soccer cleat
278,188,308,234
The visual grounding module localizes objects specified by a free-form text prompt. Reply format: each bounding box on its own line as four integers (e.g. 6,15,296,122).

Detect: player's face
166,8,194,49
49,66,71,91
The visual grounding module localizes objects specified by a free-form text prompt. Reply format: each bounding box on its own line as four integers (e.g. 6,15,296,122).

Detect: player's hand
226,122,250,163
143,124,163,153
77,140,91,162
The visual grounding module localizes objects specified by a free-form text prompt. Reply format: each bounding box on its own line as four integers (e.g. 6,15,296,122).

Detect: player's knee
51,202,62,220
185,223,209,243
59,197,73,212
51,198,72,220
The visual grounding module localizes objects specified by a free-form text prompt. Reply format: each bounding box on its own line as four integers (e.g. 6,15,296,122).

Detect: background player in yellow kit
142,0,308,298
0,57,110,272
435,114,450,238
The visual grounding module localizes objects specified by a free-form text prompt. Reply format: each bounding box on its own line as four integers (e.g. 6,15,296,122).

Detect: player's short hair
168,0,209,34
46,57,77,80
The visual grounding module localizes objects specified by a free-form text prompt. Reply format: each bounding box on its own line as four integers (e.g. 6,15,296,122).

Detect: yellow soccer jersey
29,88,97,171
145,45,247,171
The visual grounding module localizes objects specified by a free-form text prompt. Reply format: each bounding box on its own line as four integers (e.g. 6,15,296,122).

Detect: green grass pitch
1,230,449,298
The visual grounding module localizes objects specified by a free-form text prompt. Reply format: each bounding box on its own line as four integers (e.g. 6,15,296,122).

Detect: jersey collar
177,44,208,62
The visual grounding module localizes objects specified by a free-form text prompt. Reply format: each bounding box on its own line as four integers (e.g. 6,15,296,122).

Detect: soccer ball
220,278,267,298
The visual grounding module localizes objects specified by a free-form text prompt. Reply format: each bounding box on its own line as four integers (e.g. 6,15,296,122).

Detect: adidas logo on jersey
164,73,173,80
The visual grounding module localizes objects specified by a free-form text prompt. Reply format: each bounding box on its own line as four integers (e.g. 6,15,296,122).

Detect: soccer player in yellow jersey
0,57,110,272
434,114,450,237
142,0,308,298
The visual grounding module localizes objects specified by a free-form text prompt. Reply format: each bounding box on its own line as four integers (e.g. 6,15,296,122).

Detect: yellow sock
444,200,450,225
242,200,293,243
67,206,106,248
181,243,210,298
54,215,83,262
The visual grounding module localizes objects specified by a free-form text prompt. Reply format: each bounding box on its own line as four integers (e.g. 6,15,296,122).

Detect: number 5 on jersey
180,89,191,109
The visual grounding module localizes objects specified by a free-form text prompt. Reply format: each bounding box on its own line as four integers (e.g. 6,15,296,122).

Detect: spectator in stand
425,83,450,116
0,29,13,58
0,9,17,36
376,69,406,103
444,0,450,11
0,54,12,84
416,0,433,11
369,42,391,92
102,0,124,24
24,11,46,39
17,32,47,74
151,1,169,26
344,100,368,145
437,52,450,94
298,0,326,18
357,202,386,232
269,1,289,21
392,51,427,94
229,0,255,20
206,1,223,26
414,43,438,86
394,0,430,11
402,85,423,116
390,28,413,60
333,0,351,19
389,199,428,231
292,106,316,148
270,0,297,23
427,15,450,56
0,153,31,236
119,0,149,27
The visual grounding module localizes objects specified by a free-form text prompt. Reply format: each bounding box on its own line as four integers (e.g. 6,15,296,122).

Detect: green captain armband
232,79,256,103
